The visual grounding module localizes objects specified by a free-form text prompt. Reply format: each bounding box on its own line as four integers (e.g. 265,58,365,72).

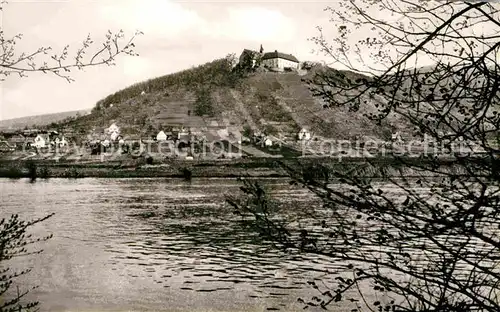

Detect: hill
0,109,91,130
59,56,402,144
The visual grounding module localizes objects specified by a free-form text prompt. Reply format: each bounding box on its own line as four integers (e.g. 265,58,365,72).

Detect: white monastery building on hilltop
238,45,300,71
261,50,300,70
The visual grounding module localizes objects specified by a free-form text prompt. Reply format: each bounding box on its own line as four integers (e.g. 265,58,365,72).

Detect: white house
298,128,311,141
391,132,403,142
107,123,120,134
261,50,299,70
110,131,120,142
107,123,120,142
177,128,189,140
156,131,167,141
55,137,68,147
60,137,68,147
33,135,46,148
264,138,273,147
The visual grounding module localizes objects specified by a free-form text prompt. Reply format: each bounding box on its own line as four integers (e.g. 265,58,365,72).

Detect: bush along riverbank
0,156,490,180
0,158,286,179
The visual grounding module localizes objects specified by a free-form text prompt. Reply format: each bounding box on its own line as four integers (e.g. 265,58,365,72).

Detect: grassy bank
0,156,483,179
0,158,286,179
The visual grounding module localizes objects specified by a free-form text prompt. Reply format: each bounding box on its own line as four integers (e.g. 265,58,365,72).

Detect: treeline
93,55,243,113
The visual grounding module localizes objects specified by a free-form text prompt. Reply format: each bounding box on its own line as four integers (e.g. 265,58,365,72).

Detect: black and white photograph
1,0,500,311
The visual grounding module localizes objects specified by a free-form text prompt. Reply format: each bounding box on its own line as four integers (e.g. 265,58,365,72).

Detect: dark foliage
0,214,54,312
194,88,215,117
181,167,192,181
25,161,37,183
93,55,242,113
229,1,500,311
38,166,50,180
62,167,83,179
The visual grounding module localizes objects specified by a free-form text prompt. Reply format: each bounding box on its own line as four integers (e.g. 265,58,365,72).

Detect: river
0,177,353,312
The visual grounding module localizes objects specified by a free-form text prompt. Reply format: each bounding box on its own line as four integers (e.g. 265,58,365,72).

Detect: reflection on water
0,178,349,312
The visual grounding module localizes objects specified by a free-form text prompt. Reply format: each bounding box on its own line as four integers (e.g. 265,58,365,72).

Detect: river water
0,178,355,312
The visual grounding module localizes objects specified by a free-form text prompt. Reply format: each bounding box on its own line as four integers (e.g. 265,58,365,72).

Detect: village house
33,134,49,148
110,131,120,142
177,128,190,140
8,134,27,149
107,123,120,134
55,136,68,148
298,128,311,141
264,137,273,147
178,132,191,144
261,50,300,71
391,132,403,142
156,130,167,141
103,123,120,142
0,141,15,152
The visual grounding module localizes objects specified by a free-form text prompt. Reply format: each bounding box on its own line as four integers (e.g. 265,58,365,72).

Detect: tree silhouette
229,1,500,311
0,3,142,83
0,214,54,312
0,1,141,310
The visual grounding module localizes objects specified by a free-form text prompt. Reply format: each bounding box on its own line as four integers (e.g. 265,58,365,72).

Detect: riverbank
0,158,285,179
0,156,482,179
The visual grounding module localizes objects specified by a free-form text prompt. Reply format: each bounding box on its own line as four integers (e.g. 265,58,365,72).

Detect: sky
0,0,336,121
1,0,497,121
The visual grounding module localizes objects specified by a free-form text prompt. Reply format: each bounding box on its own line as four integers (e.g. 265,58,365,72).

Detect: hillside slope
61,57,400,141
0,109,90,130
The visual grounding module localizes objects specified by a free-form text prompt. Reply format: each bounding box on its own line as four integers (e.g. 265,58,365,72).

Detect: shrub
263,125,278,136
0,213,54,312
25,161,37,182
63,167,83,179
242,125,253,138
181,167,192,181
194,88,215,117
39,166,51,179
1,166,24,179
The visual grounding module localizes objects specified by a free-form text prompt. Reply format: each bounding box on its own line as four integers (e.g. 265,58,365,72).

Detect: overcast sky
0,0,339,120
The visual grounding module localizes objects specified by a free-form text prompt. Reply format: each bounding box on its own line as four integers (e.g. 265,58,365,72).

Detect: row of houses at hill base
156,128,191,142
1,131,69,150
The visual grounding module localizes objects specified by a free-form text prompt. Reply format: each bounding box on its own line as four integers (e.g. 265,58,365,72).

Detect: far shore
0,155,486,180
